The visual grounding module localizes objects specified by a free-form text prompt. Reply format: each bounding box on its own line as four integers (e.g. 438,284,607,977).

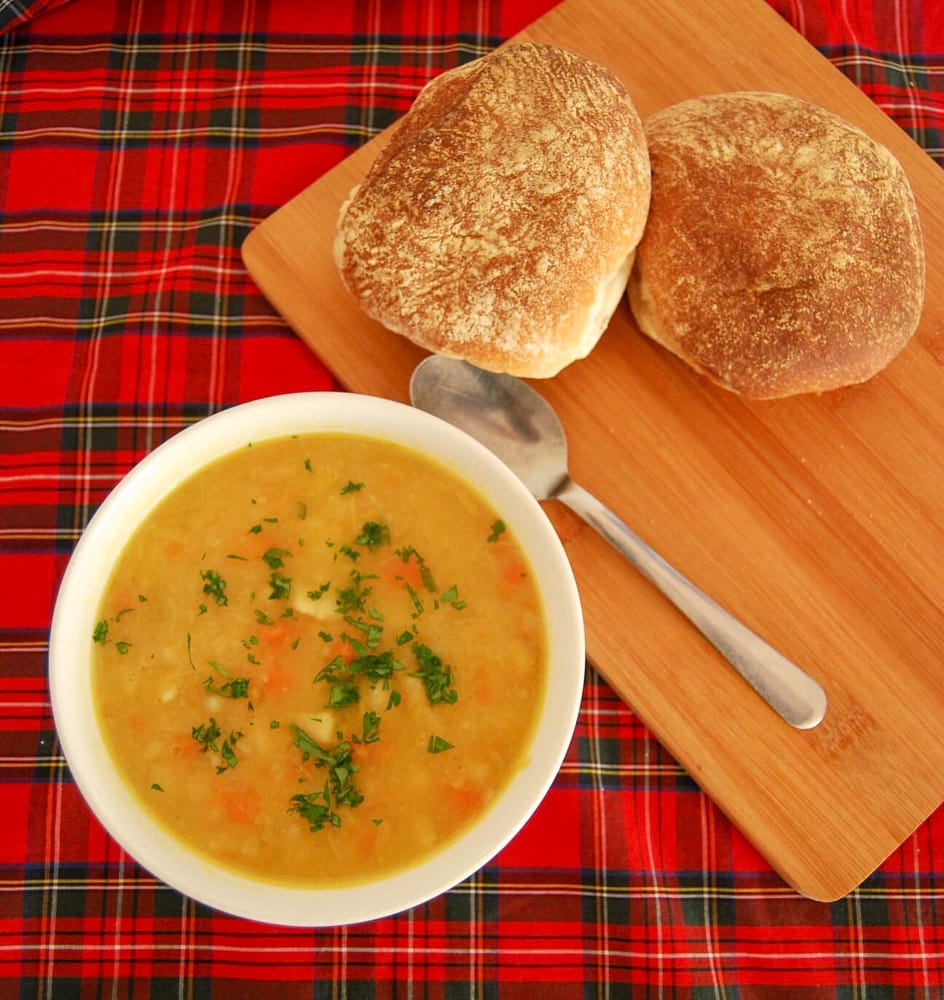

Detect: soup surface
92,433,546,887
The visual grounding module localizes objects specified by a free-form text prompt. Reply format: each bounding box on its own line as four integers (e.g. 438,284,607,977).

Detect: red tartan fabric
0,0,73,36
1,0,943,994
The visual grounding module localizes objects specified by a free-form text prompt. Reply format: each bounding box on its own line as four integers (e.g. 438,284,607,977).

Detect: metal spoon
409,355,827,730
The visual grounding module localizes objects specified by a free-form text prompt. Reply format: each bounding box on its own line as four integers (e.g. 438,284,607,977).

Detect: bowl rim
49,391,585,926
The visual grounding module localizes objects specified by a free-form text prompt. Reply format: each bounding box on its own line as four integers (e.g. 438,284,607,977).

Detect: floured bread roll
334,42,651,378
627,92,925,398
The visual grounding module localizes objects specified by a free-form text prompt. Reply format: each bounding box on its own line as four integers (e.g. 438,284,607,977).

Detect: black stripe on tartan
342,32,503,147
0,29,31,153
26,726,63,785
209,32,265,148
821,44,944,163
55,403,210,538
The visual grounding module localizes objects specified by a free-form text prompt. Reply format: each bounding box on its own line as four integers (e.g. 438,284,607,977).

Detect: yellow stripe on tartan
0,124,370,141
9,39,494,58
0,315,287,332
0,640,49,651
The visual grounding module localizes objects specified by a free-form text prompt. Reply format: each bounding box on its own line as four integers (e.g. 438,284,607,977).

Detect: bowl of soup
49,391,584,926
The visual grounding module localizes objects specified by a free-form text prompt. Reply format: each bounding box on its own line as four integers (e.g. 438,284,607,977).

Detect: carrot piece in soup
502,557,529,585
382,553,424,590
445,784,486,818
259,620,300,650
219,785,260,824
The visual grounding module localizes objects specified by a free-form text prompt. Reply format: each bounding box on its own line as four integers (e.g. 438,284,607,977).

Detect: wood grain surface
241,0,944,901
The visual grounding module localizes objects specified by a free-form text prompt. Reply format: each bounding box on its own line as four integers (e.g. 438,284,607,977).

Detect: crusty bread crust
627,92,925,398
334,43,650,378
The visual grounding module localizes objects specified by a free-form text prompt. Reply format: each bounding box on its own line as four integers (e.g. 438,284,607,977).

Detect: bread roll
627,92,925,398
334,42,651,378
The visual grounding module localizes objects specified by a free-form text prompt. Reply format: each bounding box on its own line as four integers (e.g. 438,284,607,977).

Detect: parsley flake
410,642,457,705
200,569,228,607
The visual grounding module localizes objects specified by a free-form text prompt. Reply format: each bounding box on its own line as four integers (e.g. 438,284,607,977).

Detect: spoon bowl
410,357,570,499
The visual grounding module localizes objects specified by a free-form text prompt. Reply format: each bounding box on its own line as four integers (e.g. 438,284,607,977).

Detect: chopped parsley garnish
289,792,335,832
363,711,381,743
395,546,437,592
410,642,458,705
203,660,250,700
316,647,402,693
350,648,401,687
340,480,364,494
405,583,424,617
93,612,133,653
427,735,454,754
200,569,228,606
307,582,330,601
254,609,275,626
339,545,360,562
440,585,466,609
268,572,291,600
354,521,390,549
217,735,242,772
327,680,360,709
289,726,364,831
192,718,244,773
192,718,221,750
343,614,383,649
487,519,507,542
262,547,291,570
151,783,164,792
335,570,376,614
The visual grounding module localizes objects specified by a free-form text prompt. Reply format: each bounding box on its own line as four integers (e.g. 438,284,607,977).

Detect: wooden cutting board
241,0,944,902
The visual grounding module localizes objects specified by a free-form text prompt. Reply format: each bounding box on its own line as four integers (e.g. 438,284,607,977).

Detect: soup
91,433,547,887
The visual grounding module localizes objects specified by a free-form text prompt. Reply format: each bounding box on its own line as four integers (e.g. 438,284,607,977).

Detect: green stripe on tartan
822,45,944,161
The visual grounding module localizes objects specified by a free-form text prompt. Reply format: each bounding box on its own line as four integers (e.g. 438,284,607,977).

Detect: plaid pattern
1,0,942,993
0,0,72,37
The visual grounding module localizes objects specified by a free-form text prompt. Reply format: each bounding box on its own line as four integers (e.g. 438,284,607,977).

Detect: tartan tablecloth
2,0,943,994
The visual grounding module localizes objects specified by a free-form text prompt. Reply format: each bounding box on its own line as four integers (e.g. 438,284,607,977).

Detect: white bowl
49,392,584,926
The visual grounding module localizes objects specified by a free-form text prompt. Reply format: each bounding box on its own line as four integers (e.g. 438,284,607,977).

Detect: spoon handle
555,479,827,730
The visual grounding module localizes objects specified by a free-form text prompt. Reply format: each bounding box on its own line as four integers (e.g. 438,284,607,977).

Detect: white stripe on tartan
700,792,727,997
8,40,489,58
642,728,666,996
586,666,613,994
142,0,200,453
